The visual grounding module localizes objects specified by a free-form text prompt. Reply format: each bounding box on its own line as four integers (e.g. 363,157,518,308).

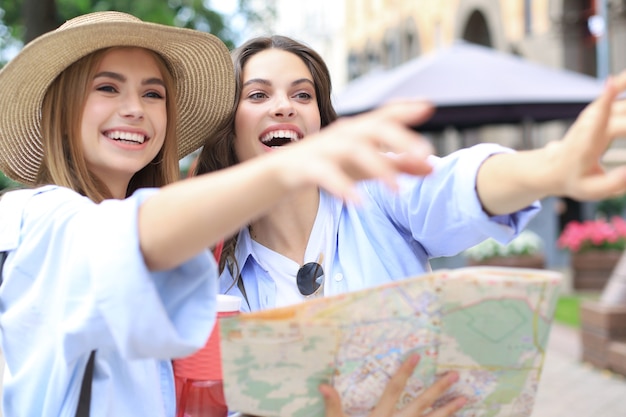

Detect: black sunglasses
296,260,325,297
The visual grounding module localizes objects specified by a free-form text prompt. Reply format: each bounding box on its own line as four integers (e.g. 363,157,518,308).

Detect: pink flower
558,217,626,253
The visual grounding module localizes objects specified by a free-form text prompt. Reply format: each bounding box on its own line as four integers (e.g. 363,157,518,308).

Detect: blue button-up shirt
220,144,541,312
0,185,217,417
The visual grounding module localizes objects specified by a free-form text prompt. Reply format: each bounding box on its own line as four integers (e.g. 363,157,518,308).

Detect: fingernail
446,371,460,383
408,353,420,365
318,385,331,399
454,397,468,408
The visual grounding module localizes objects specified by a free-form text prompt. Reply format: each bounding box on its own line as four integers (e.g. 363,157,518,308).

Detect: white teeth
106,130,146,144
260,130,300,143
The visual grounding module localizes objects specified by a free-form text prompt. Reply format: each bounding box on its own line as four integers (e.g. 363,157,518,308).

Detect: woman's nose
119,94,144,119
271,96,295,118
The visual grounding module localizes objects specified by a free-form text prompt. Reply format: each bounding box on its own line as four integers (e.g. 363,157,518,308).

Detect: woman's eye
145,91,165,99
248,92,267,100
96,85,117,93
295,92,313,100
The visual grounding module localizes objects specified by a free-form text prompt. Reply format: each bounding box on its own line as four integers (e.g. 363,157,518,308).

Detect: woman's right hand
319,354,467,417
269,100,436,204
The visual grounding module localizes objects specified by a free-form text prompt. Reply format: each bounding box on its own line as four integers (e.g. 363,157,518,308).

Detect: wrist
537,141,567,197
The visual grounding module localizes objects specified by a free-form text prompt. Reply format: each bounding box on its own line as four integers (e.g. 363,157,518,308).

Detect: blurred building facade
340,0,618,155
268,1,626,88
343,0,612,80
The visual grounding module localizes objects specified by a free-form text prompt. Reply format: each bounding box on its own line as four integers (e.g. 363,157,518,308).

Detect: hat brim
0,13,235,185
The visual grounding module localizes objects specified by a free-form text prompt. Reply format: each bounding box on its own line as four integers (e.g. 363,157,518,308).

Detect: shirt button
334,273,344,282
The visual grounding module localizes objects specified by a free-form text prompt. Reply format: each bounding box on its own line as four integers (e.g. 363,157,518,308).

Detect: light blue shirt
0,185,217,417
220,144,541,312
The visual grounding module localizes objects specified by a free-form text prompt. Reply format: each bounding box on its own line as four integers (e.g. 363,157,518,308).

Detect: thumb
576,166,626,200
320,384,345,417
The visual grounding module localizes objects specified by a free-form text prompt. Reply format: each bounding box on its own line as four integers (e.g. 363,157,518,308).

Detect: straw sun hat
0,11,235,185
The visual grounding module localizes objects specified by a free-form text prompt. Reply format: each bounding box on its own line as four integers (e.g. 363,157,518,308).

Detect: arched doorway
462,10,493,47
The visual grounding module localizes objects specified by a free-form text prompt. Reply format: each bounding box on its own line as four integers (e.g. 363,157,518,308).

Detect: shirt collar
235,226,261,272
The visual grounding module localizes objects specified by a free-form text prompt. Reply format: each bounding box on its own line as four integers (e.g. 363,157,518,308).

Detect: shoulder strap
0,251,94,417
75,350,96,417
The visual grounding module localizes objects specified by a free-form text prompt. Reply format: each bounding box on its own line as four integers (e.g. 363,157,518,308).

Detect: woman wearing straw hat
0,11,234,417
0,10,464,417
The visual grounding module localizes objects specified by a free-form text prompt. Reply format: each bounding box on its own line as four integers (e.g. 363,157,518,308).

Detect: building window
348,52,361,81
524,0,532,35
384,29,401,68
402,17,420,62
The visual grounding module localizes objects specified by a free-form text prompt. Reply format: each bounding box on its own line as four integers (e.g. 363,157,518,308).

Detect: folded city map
219,266,563,417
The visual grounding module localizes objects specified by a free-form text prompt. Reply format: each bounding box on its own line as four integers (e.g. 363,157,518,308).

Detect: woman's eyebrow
242,78,314,88
291,78,314,87
93,72,165,87
94,71,125,81
143,77,166,88
242,78,271,88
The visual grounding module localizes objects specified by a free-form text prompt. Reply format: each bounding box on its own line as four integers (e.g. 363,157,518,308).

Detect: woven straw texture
0,11,235,185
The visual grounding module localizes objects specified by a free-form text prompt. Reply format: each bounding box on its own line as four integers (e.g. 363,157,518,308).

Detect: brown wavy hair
195,35,338,275
37,47,180,203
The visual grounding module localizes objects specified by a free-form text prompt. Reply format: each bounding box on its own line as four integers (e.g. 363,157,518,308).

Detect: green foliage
553,295,581,328
553,293,599,328
0,170,20,191
0,1,21,36
0,1,22,66
0,0,273,54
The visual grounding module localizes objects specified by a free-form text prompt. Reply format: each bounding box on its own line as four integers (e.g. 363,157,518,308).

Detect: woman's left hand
320,354,467,417
476,70,626,215
551,70,626,200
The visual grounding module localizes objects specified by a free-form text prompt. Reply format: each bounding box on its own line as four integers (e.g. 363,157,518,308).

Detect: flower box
464,230,544,269
571,250,621,290
467,253,545,269
558,217,626,290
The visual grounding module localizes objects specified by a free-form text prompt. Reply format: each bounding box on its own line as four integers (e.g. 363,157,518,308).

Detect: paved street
531,323,626,417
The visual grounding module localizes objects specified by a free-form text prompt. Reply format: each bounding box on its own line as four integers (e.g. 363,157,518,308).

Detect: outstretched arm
476,71,626,215
138,101,435,271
